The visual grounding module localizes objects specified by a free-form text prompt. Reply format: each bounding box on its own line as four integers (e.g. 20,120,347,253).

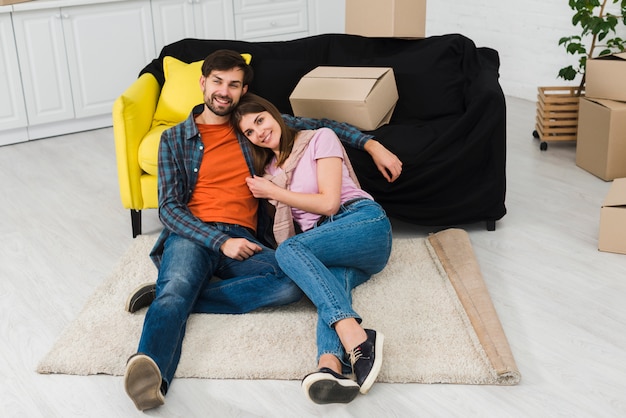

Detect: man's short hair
201,50,254,86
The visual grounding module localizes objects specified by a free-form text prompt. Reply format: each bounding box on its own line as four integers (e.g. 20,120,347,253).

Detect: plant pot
533,86,583,151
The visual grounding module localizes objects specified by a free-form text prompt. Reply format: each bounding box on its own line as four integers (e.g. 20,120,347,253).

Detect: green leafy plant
558,0,626,91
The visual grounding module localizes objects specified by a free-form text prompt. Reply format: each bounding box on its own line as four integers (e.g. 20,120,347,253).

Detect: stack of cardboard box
576,53,626,181
599,178,626,254
579,53,626,254
344,0,427,39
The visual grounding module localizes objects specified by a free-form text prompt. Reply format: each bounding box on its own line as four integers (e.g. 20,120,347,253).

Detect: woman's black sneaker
349,329,384,394
301,367,360,404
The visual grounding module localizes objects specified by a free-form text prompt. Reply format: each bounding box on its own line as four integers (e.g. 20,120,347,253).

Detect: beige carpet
37,228,520,385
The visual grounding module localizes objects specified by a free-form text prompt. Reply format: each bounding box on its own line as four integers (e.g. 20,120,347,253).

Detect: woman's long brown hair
231,93,298,174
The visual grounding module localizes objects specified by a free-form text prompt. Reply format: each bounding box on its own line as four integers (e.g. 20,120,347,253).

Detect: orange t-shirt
187,122,257,231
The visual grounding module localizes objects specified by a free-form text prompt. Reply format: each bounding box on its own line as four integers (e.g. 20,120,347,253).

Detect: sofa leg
486,220,496,231
131,210,142,238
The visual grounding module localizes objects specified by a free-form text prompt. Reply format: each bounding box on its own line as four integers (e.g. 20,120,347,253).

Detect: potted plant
558,0,626,91
534,0,626,150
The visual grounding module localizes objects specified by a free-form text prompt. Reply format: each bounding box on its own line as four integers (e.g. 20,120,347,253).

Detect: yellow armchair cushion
138,125,171,176
152,57,203,127
152,54,252,128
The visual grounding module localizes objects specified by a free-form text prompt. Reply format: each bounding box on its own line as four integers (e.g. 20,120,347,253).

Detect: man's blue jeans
137,224,303,391
275,199,392,372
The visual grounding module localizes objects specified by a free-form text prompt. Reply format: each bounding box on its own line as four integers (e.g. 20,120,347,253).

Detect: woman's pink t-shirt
266,128,372,232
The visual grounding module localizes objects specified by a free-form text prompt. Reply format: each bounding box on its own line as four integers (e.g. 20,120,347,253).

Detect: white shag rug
37,228,520,385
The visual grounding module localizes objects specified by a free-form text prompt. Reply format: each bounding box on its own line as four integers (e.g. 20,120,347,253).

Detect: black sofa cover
140,33,507,230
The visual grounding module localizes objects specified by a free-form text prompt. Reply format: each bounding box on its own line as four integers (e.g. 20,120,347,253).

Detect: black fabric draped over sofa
140,33,507,230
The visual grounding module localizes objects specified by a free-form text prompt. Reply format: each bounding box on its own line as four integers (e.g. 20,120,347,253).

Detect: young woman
231,94,393,405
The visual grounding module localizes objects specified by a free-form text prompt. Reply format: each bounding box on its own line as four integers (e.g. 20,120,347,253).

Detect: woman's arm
246,156,343,216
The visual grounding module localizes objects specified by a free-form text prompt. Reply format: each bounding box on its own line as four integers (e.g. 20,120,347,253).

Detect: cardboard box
575,97,626,181
289,66,398,131
0,0,31,5
599,177,626,254
585,52,626,102
345,0,426,38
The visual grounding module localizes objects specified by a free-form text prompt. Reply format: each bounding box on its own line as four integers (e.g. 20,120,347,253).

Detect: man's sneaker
349,329,384,394
301,367,360,404
124,354,165,411
125,283,156,313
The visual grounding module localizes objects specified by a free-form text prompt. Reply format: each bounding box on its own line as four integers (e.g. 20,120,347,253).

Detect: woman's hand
246,157,342,216
245,175,278,199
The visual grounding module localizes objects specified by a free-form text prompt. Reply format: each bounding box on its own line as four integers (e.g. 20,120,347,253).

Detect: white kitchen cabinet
0,0,345,146
152,0,235,53
12,8,75,127
0,10,28,146
11,0,155,139
308,0,344,34
63,1,156,118
234,0,309,41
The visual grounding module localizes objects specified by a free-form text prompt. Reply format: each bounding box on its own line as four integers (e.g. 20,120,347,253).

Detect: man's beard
206,94,235,116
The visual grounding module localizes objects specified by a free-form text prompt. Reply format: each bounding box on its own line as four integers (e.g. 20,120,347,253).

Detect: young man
123,49,402,411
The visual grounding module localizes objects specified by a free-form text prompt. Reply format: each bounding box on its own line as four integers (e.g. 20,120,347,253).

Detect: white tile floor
1,96,625,417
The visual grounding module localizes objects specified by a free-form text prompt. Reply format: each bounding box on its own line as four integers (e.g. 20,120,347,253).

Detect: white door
152,0,234,54
194,0,235,40
62,0,155,118
151,0,197,53
308,0,345,35
13,9,75,126
0,12,28,141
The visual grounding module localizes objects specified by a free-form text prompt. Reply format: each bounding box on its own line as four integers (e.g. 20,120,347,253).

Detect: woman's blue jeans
137,224,303,391
275,199,392,372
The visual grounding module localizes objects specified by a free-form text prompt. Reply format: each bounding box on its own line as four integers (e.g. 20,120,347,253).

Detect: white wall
425,0,626,101
334,1,626,102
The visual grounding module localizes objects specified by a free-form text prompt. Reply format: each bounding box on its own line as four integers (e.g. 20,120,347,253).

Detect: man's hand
363,139,403,182
220,238,262,260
